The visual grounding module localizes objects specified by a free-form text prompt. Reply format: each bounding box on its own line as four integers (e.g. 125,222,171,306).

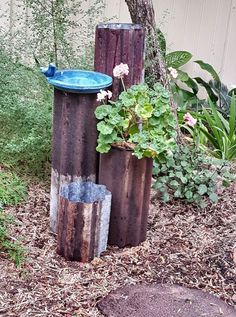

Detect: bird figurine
40,63,56,77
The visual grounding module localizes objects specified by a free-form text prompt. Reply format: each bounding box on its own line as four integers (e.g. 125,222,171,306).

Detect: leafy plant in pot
95,63,176,159
95,63,177,248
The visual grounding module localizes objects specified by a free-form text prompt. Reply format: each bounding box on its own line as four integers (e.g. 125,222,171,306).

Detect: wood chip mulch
0,181,235,317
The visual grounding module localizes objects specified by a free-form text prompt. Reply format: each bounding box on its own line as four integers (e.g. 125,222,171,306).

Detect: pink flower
107,90,113,99
97,90,113,102
184,113,197,127
168,67,178,79
113,63,129,79
97,90,108,102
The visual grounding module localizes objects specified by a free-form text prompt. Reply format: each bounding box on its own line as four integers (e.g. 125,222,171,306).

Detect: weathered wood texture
57,182,112,262
125,0,167,85
57,198,102,262
50,89,99,233
94,23,145,100
99,147,153,248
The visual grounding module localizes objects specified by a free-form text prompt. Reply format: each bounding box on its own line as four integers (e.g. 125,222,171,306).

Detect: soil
0,181,235,316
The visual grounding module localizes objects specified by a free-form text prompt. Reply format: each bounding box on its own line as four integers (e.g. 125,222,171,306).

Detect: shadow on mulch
97,284,236,317
0,181,235,316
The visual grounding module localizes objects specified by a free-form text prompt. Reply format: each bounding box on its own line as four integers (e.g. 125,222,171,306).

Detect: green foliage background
0,48,52,176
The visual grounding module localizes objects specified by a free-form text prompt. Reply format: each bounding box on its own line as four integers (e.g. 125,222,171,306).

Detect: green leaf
194,60,220,81
97,122,113,135
209,193,218,203
166,51,192,68
157,28,166,56
95,105,112,119
229,94,236,140
174,189,182,198
198,184,208,195
135,103,153,119
185,190,193,200
170,180,179,188
162,192,170,202
177,70,199,94
194,77,218,102
96,143,111,153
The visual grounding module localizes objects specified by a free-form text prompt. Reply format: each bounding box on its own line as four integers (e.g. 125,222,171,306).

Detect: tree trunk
125,0,167,86
125,0,181,142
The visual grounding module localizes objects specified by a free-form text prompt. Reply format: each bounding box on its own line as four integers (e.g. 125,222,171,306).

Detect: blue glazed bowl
41,65,112,94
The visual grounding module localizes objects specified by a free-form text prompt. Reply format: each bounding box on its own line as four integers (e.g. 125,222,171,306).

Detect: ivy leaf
162,192,170,202
170,180,179,188
97,122,113,135
185,190,193,200
135,103,153,119
198,184,208,195
209,193,218,203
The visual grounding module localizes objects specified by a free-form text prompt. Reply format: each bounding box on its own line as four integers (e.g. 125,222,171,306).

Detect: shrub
0,208,25,267
0,170,26,206
0,48,52,176
153,146,234,207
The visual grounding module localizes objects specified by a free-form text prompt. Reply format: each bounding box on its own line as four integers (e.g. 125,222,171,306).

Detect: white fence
0,0,236,86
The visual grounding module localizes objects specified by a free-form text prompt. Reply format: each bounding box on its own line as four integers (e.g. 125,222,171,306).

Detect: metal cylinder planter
57,181,112,262
98,146,153,248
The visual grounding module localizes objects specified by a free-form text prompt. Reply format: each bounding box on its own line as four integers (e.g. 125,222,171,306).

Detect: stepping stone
98,284,236,317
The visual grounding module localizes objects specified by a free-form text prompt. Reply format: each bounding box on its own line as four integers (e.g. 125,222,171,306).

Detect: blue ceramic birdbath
41,64,112,93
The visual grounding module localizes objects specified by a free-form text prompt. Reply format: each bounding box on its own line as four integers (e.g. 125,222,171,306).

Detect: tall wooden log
50,90,100,233
94,23,152,248
94,23,145,100
57,182,111,262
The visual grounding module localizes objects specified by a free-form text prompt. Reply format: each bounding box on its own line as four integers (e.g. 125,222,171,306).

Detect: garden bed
0,181,235,316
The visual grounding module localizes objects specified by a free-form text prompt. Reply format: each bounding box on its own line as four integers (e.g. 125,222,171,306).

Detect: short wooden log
57,182,111,262
99,147,153,248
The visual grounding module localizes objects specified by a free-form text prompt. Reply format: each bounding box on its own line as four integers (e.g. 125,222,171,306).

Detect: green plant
199,97,236,160
153,145,234,207
0,47,52,176
0,170,26,206
6,0,105,69
155,29,236,115
0,208,25,267
95,69,177,159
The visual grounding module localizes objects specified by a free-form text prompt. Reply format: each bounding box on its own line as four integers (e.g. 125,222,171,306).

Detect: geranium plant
95,63,177,159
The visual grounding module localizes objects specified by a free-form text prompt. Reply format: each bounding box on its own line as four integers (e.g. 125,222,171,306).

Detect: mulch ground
0,181,236,317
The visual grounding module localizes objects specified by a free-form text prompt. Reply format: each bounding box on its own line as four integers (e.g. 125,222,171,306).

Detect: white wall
1,0,235,86
103,0,236,87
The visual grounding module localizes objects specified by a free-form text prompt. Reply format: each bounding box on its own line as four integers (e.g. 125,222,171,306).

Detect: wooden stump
99,147,153,248
57,182,111,262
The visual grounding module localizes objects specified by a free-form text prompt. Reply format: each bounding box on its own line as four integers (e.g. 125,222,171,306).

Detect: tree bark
125,0,181,142
125,0,167,86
